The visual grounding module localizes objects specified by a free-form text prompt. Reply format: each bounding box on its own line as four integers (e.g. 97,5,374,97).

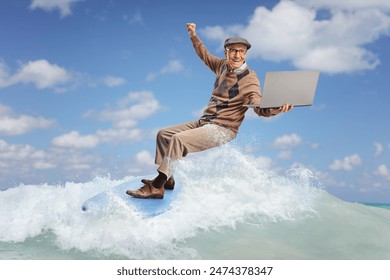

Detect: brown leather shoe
126,182,164,199
141,176,175,190
165,177,175,190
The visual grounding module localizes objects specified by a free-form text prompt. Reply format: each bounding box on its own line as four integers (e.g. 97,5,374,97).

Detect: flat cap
224,37,251,50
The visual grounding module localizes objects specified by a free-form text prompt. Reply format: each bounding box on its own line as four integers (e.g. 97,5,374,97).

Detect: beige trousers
155,120,236,177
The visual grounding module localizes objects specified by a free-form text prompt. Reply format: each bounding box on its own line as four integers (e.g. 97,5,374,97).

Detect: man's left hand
270,104,293,115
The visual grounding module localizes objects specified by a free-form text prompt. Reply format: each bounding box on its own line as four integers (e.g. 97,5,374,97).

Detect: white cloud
96,128,143,144
0,138,101,183
126,150,156,175
374,164,390,182
375,164,390,179
0,59,70,90
161,59,184,74
30,0,82,18
201,26,228,41
200,1,390,73
0,139,45,161
127,9,143,24
277,150,293,160
0,103,55,136
103,76,126,87
61,91,160,147
97,91,161,128
52,130,100,149
61,152,99,171
1,59,129,91
329,153,362,171
33,161,57,170
311,143,320,149
272,133,302,149
145,73,158,82
135,150,155,166
293,0,390,11
0,139,55,173
146,59,184,82
272,133,302,160
374,142,383,157
370,164,390,186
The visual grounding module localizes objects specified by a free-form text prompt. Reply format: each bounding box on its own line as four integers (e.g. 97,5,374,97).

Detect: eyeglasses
226,48,247,55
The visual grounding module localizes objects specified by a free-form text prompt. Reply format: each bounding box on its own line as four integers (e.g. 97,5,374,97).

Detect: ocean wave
1,145,389,259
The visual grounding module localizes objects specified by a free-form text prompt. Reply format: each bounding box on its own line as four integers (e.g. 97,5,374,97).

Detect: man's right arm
186,22,224,74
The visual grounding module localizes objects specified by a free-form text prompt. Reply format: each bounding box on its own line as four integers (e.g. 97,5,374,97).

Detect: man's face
224,43,247,70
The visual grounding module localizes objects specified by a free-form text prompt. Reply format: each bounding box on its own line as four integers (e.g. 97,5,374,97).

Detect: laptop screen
245,70,320,109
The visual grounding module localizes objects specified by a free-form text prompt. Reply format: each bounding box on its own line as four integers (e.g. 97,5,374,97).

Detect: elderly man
126,23,293,199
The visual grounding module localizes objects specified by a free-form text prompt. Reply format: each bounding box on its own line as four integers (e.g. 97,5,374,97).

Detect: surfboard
81,175,179,217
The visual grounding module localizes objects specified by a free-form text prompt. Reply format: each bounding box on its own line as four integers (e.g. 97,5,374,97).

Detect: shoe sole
130,195,164,199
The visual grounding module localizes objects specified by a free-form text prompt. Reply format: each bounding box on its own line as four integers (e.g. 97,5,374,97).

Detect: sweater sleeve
191,35,225,74
245,74,274,118
255,108,275,117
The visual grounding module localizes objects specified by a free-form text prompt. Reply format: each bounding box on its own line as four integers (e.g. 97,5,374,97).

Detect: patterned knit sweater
191,35,272,134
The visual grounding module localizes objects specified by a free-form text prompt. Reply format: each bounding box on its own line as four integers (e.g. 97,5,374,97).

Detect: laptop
244,70,320,108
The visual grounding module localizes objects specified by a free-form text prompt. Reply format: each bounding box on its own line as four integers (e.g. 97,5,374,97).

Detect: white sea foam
1,145,390,259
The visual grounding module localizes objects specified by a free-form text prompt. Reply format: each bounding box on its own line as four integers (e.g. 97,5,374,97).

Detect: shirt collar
230,62,247,73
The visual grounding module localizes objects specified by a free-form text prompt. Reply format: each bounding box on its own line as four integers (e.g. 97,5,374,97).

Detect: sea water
1,145,390,260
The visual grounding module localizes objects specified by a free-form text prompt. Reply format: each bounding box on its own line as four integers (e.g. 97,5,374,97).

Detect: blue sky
0,0,389,203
